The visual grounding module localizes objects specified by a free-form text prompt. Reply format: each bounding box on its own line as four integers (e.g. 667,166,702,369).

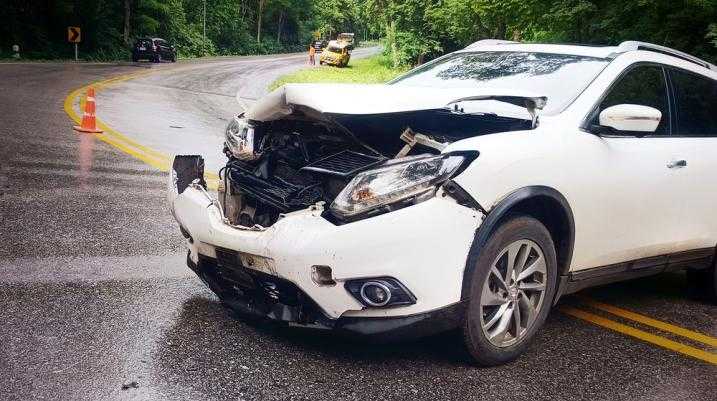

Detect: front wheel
462,215,557,366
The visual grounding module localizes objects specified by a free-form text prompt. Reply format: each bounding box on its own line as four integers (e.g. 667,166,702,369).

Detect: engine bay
219,108,531,228
219,120,391,227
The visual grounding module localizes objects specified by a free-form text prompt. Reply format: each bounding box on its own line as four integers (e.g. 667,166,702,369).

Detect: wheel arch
460,185,575,300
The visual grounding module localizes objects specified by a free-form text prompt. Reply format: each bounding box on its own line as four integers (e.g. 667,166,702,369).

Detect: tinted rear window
670,69,717,136
135,39,152,48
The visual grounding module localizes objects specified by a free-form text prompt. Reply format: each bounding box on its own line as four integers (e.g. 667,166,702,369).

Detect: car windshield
390,51,610,114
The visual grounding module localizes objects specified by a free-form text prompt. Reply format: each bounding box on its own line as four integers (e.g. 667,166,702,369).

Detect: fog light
360,281,391,307
344,277,416,308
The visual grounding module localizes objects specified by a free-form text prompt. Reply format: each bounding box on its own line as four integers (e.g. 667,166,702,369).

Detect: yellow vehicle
319,40,351,67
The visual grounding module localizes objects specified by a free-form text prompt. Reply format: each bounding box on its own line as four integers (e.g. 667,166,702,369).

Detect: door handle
667,159,687,169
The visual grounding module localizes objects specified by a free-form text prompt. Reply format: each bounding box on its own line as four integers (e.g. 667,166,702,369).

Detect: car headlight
330,153,475,219
224,115,257,160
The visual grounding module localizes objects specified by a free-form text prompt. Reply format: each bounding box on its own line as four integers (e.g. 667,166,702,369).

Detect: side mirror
598,104,661,133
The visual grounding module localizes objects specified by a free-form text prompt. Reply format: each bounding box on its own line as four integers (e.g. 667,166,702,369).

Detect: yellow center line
63,68,220,189
560,306,717,365
580,298,717,348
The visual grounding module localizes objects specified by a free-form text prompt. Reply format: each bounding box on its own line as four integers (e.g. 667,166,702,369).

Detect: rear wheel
154,53,162,63
462,215,557,366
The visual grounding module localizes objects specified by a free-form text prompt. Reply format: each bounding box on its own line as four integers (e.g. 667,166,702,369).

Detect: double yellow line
63,69,219,188
561,298,717,365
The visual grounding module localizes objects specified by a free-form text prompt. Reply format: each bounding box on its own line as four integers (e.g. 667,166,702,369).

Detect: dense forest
1,0,716,64
0,0,371,60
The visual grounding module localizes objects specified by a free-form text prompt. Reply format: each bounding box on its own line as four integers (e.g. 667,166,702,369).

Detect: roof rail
616,41,716,71
464,39,518,50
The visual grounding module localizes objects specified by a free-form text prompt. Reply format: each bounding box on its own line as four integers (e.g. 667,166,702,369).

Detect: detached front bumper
170,176,482,337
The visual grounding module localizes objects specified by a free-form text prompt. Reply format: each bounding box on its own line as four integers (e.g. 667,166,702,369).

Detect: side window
670,69,717,137
594,65,669,135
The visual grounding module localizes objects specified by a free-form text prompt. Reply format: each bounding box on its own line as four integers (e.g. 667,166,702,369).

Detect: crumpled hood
243,83,546,122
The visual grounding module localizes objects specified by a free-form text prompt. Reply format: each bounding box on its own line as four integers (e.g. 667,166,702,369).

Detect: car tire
462,215,558,366
154,54,162,63
171,53,177,62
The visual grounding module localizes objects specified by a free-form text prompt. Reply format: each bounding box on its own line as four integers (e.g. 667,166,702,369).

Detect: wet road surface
1,54,715,401
93,47,378,173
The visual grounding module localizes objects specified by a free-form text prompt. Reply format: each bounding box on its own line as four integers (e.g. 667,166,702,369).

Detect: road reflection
77,131,95,190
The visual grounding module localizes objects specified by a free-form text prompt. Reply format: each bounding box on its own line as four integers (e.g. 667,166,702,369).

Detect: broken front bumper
170,180,482,336
186,252,468,340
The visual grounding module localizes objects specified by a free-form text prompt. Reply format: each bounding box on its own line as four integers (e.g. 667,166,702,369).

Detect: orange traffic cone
73,87,103,133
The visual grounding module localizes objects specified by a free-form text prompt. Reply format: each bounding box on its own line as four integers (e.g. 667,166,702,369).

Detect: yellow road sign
68,27,81,43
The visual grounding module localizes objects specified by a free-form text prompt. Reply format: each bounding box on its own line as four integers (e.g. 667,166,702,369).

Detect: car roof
460,40,717,74
458,42,619,58
327,40,348,49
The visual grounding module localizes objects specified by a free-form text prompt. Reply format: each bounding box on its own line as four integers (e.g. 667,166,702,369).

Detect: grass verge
268,54,408,91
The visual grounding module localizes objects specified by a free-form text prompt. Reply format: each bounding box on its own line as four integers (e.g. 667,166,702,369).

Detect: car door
578,64,698,268
666,67,717,251
163,40,171,58
157,39,167,57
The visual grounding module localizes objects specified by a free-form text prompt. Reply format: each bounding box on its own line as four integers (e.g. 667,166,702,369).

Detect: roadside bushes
370,0,717,67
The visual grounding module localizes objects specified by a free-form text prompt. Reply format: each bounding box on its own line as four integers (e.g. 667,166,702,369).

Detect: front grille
229,169,323,211
301,150,385,177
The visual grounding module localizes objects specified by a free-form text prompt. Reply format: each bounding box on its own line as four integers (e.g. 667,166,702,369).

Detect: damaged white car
169,40,717,366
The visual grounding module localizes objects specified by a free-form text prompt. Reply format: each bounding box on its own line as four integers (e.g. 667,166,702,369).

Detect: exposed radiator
300,150,385,177
229,168,323,212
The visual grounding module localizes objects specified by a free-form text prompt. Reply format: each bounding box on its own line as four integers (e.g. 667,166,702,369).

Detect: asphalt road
93,47,379,173
0,52,715,401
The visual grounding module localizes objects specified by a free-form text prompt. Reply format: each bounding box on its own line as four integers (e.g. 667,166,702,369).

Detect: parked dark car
132,37,176,62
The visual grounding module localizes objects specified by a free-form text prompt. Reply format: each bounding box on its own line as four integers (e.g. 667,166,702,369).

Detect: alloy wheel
480,239,548,347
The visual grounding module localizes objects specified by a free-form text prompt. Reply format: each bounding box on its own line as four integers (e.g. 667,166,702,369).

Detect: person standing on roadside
308,43,316,66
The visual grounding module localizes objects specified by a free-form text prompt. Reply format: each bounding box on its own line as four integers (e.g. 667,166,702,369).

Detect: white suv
169,41,717,366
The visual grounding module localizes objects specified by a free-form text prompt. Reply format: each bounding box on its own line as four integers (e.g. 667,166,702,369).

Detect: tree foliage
0,0,715,63
371,0,717,66
0,0,370,60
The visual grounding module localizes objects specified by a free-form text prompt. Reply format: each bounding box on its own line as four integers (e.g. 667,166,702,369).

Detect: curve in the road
63,47,380,189
63,69,220,188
